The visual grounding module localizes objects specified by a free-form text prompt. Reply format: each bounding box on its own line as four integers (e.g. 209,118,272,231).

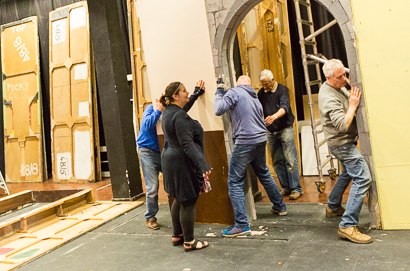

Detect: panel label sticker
57,152,72,179
74,131,92,179
70,7,86,30
74,63,87,80
52,19,66,45
79,101,89,117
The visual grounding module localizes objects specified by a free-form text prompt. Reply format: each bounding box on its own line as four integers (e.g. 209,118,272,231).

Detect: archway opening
224,0,353,204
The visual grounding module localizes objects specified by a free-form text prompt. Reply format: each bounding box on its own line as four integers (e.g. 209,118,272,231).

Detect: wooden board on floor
0,191,33,215
49,1,99,183
0,190,142,270
1,16,45,183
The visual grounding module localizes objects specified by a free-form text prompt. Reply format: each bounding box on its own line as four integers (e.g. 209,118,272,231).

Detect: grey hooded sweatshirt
214,85,267,145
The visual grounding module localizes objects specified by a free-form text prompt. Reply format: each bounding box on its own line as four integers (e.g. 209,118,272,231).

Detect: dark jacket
257,83,295,132
161,104,211,202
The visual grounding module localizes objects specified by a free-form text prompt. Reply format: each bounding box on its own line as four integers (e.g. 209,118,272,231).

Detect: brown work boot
326,206,346,218
338,226,372,244
146,219,160,230
289,191,302,200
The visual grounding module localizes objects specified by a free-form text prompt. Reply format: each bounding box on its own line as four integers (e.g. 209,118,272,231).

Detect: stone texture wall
204,0,380,228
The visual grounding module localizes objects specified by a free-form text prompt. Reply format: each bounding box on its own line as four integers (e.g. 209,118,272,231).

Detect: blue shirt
137,105,162,152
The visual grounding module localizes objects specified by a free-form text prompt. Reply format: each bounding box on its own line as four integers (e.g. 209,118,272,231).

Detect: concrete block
216,9,229,26
345,42,358,68
205,0,223,13
318,0,332,8
340,22,354,43
356,106,369,134
223,0,236,10
214,24,227,49
339,0,353,21
207,13,216,46
358,132,372,156
329,1,348,25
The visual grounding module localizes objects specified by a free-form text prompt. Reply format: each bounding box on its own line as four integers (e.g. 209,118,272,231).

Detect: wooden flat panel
1,16,45,183
50,1,97,183
158,131,234,225
0,193,141,270
0,191,33,214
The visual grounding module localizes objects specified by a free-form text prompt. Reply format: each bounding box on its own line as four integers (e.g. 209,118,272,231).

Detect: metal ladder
0,171,9,195
294,0,337,193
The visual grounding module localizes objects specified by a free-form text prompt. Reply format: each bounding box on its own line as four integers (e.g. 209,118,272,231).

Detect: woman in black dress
159,80,212,252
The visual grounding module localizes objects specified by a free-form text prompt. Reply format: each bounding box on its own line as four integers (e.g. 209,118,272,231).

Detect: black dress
161,104,211,202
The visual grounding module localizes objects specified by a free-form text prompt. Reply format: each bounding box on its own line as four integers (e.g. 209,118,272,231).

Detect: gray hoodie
214,85,267,145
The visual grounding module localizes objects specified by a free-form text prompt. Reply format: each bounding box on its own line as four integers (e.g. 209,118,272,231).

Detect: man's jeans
228,141,286,227
139,147,162,220
327,144,371,228
267,126,302,193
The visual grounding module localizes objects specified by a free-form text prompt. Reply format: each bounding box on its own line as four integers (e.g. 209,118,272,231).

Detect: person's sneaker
338,226,372,244
221,226,251,237
280,189,290,196
271,209,288,216
289,191,302,200
326,206,346,218
146,219,160,230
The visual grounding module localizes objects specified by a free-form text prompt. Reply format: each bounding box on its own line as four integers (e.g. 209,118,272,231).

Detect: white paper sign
70,7,86,30
57,152,72,179
74,131,92,179
79,101,89,117
74,63,88,80
52,20,66,45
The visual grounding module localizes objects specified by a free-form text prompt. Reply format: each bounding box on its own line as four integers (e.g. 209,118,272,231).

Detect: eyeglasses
335,73,346,80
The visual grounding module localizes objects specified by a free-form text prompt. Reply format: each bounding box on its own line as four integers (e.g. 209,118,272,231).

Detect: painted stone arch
206,0,381,228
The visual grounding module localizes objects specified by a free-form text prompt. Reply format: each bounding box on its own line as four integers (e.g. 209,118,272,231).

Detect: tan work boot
289,191,301,200
280,189,290,196
146,219,160,230
338,226,372,244
326,206,346,218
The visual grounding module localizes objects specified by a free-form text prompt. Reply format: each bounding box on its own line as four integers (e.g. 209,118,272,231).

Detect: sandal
172,235,184,246
183,239,209,252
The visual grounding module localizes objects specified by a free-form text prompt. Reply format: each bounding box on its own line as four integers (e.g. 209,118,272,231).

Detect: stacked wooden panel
49,2,99,183
1,17,45,183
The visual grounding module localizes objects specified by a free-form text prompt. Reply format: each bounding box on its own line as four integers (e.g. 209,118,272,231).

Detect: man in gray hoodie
214,75,286,237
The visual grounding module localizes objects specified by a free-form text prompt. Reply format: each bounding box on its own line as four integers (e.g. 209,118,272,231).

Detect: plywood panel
50,1,98,183
1,16,45,183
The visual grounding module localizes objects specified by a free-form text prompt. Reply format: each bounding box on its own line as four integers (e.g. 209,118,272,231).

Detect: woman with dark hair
160,80,212,252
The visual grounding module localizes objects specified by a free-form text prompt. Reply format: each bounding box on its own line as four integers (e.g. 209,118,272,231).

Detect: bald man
214,75,286,237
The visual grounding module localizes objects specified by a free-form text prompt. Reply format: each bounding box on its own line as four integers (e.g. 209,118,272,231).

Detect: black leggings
171,197,198,242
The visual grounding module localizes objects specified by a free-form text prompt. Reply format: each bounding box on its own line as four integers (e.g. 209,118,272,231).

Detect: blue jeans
228,141,286,227
139,147,162,220
327,144,371,228
267,126,302,193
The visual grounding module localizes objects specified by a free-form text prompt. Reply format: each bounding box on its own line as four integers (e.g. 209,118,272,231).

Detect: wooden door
49,1,99,183
1,16,45,182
